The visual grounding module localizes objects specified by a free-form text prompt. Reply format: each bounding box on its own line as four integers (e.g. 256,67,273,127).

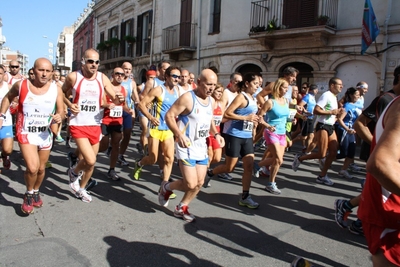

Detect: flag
361,0,380,55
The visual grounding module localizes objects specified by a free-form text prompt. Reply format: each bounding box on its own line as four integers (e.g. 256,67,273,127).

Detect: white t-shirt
315,90,338,126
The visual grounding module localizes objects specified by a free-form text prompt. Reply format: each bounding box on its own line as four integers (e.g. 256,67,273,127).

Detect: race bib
195,123,210,140
213,115,223,127
110,106,123,117
243,120,254,132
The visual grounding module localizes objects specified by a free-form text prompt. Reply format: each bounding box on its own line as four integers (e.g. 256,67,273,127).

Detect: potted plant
266,16,280,34
317,15,330,26
123,35,136,44
108,37,120,47
96,41,107,51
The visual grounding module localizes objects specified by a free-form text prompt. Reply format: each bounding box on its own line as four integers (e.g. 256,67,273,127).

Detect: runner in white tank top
0,66,14,171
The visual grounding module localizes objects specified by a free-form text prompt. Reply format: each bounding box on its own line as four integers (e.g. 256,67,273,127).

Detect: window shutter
136,14,143,56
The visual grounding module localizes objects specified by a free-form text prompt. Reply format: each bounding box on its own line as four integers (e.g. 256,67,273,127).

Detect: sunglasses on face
85,59,100,65
114,72,125,76
302,87,308,89
29,73,34,75
171,74,181,79
10,65,19,69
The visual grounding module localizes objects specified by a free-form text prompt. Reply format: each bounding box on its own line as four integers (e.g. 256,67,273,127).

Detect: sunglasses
171,74,181,79
114,72,125,76
85,59,100,65
29,73,34,75
302,87,308,89
10,65,20,68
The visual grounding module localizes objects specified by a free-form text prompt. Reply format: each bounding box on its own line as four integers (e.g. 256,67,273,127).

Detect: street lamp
43,35,56,66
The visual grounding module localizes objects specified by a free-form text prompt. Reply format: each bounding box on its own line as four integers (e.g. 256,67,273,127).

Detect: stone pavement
0,127,371,266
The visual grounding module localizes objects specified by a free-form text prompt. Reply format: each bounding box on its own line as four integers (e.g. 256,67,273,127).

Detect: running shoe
158,181,173,207
260,166,270,177
108,169,120,181
169,193,177,199
360,178,366,189
238,195,259,209
174,205,195,222
118,155,129,166
203,177,212,188
291,256,315,267
265,183,281,195
32,192,43,208
85,179,98,192
45,161,52,169
2,156,11,170
348,219,364,235
334,199,352,228
132,162,143,180
218,173,233,180
338,170,353,179
316,174,334,186
292,154,301,172
67,152,78,168
349,163,362,172
207,168,214,178
65,137,72,148
136,143,144,156
21,193,34,214
68,167,82,193
75,189,92,203
55,135,64,142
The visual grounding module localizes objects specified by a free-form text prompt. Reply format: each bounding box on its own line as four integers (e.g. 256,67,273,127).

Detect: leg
160,137,175,182
371,250,398,267
109,131,122,169
74,138,99,188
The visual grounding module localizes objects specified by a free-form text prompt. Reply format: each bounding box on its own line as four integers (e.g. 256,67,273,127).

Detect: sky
1,0,91,69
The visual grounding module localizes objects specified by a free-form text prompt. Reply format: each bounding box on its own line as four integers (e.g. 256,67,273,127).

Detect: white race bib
195,123,210,140
110,106,123,117
243,120,254,132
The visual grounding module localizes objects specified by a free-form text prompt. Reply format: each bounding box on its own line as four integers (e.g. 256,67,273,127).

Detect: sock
109,168,114,172
137,161,142,167
79,188,85,191
344,200,354,211
242,191,249,200
178,202,187,208
27,190,34,194
267,182,275,186
207,169,214,176
33,189,39,193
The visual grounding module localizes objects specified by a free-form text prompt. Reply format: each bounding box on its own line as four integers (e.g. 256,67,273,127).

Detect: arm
337,108,356,134
102,74,124,104
257,100,275,131
50,86,66,134
62,73,80,115
0,82,20,129
367,101,400,195
256,82,273,106
130,80,140,106
137,86,160,126
353,114,373,144
224,94,252,121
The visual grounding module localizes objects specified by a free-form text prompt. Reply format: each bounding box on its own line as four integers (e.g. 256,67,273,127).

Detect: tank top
212,101,223,134
358,96,400,229
6,72,23,85
149,84,179,131
69,71,104,126
102,86,127,125
267,98,290,135
121,78,133,108
16,80,57,136
226,92,258,139
176,91,213,160
0,82,12,127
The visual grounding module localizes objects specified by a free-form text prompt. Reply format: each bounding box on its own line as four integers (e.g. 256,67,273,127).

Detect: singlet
226,92,258,139
212,101,223,134
149,84,179,131
222,88,238,134
358,96,400,229
266,98,290,135
176,91,213,160
121,78,133,108
302,93,316,119
178,84,193,96
153,77,164,88
16,80,57,136
69,70,104,126
6,72,23,85
315,90,338,126
102,86,127,126
0,82,12,126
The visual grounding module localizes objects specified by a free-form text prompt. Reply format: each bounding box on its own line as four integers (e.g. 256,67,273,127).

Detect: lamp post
43,35,56,68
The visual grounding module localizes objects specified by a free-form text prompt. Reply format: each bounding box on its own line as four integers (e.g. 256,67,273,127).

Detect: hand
267,125,276,132
247,114,259,123
69,103,80,115
50,113,62,124
295,105,304,112
108,103,116,110
176,134,191,148
149,116,160,126
115,92,125,104
215,134,225,148
347,129,356,134
0,119,3,130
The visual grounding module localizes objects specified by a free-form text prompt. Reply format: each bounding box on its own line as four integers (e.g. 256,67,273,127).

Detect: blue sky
1,0,90,68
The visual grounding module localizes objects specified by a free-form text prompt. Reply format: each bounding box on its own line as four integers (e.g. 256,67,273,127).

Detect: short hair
302,82,310,87
282,66,299,77
0,64,4,71
158,60,171,70
328,77,341,86
344,87,358,103
165,66,181,77
309,84,318,90
237,72,258,92
229,72,242,81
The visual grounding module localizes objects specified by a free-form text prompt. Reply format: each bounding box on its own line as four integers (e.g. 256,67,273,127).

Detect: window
136,10,152,56
282,0,318,29
108,26,119,58
210,0,221,34
121,19,134,57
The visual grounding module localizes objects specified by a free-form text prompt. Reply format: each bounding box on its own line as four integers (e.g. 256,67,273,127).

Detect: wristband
0,113,6,120
214,132,221,138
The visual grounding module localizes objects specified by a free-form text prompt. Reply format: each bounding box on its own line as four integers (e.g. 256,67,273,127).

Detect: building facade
80,0,400,106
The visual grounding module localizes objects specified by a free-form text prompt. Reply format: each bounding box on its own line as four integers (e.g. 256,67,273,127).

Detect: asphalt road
0,127,371,266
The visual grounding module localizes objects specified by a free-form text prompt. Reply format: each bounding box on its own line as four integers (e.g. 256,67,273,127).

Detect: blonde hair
271,78,288,99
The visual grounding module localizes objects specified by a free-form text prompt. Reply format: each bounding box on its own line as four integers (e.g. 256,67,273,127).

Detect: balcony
162,22,197,60
249,0,338,50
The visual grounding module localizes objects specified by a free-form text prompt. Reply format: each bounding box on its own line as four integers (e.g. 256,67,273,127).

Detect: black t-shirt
362,90,396,133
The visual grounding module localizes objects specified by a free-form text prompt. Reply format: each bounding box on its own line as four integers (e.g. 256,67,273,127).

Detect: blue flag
361,0,380,55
